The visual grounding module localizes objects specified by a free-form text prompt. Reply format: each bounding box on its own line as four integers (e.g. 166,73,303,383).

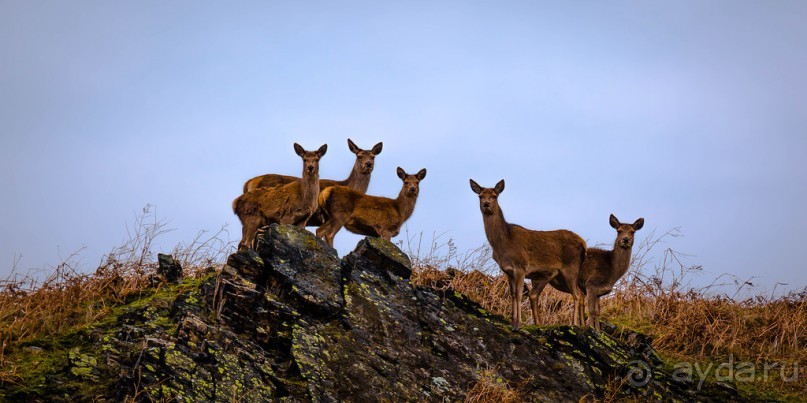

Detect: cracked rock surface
2,224,745,402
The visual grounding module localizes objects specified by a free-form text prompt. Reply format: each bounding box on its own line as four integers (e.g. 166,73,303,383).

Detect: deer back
503,226,586,272
243,174,296,193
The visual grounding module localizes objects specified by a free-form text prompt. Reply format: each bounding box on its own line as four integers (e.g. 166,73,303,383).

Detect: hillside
0,224,766,401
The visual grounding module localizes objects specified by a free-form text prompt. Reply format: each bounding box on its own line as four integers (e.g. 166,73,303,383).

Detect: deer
233,143,327,251
242,139,382,227
316,167,426,247
470,179,587,330
576,214,644,330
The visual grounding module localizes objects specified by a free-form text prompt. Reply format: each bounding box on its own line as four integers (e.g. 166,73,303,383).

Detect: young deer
233,143,327,251
243,139,382,193
470,179,587,330
578,214,644,330
316,167,426,247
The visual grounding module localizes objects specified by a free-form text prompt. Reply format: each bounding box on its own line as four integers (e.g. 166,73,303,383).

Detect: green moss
366,237,411,268
303,236,322,250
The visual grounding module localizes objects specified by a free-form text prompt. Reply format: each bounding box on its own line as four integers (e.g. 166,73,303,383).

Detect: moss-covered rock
0,225,751,402
353,236,412,279
257,223,344,317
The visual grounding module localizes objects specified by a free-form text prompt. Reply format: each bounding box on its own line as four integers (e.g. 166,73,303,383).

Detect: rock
353,237,412,279
293,246,595,401
157,253,183,283
224,249,264,283
256,224,344,317
1,224,751,402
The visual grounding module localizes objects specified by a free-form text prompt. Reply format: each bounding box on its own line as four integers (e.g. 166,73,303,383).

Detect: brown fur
242,139,382,227
233,143,327,251
577,214,644,330
316,167,426,247
470,179,587,330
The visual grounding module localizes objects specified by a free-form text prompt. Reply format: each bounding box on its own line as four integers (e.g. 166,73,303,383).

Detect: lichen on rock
0,225,750,402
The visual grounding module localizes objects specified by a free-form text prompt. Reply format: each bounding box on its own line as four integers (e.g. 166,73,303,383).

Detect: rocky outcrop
1,224,745,402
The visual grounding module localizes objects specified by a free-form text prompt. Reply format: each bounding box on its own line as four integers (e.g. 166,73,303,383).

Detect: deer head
397,167,426,197
609,214,644,249
348,139,383,174
470,179,505,215
294,143,328,175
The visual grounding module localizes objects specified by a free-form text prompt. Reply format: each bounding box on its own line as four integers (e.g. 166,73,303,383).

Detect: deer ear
396,167,406,179
371,142,383,155
470,179,482,194
494,180,505,194
347,139,359,154
415,168,427,180
294,143,305,156
317,144,328,157
609,214,620,229
633,218,645,230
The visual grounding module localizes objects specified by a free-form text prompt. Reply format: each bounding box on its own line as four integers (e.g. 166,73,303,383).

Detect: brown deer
470,179,587,330
233,143,327,251
242,139,382,227
316,167,426,247
577,214,644,330
243,139,382,193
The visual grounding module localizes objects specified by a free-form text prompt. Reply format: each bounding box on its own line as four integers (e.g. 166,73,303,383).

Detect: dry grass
0,205,233,385
404,229,806,398
1,216,803,399
464,368,520,403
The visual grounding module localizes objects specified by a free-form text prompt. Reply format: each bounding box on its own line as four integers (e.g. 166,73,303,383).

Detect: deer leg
594,295,601,331
316,219,342,247
316,224,332,246
585,287,599,329
296,213,312,228
573,285,586,327
562,277,584,327
511,270,525,330
559,267,585,327
371,225,387,239
528,280,549,326
504,272,517,329
376,227,392,241
238,223,249,252
239,215,261,252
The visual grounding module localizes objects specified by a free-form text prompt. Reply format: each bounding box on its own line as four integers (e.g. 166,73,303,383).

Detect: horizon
2,1,805,296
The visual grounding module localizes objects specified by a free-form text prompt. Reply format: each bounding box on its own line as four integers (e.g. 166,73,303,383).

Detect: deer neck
345,162,371,193
482,205,511,250
300,169,320,208
610,241,633,281
394,187,418,221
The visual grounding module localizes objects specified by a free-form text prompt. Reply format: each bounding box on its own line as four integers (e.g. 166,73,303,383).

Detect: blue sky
1,1,805,294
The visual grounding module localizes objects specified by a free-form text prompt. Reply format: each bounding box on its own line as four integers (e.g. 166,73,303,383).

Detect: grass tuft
464,368,520,403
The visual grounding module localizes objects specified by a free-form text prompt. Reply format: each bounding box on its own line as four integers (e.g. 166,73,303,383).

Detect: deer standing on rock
241,139,382,227
576,214,644,330
316,167,426,247
470,179,587,330
233,143,327,251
